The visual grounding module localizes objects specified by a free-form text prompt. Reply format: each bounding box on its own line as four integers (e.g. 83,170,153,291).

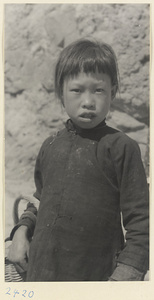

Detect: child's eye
70,89,81,94
95,89,104,94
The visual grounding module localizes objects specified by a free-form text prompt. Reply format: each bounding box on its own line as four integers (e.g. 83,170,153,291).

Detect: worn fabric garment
109,263,146,281
14,119,149,281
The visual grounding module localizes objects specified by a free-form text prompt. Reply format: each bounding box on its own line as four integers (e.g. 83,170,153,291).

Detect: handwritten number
6,287,11,295
13,289,19,297
6,288,34,298
28,291,34,298
22,290,27,297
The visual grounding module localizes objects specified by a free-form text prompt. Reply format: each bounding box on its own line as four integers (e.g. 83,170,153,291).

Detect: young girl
8,38,149,281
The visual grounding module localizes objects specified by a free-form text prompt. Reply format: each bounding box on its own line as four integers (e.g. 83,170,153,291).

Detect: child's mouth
79,112,96,120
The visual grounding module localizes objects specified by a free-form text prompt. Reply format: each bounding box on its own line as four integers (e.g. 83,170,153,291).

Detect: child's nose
81,92,96,110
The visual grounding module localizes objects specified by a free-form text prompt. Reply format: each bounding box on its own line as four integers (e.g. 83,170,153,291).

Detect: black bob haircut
55,38,120,102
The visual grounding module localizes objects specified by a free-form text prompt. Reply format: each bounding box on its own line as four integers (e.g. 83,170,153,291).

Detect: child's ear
111,85,117,100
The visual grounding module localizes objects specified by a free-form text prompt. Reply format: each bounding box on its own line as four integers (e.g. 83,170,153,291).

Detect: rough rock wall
5,4,150,235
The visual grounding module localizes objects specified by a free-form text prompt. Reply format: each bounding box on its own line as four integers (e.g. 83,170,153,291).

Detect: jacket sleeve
109,263,146,281
10,202,38,240
110,134,149,274
33,135,56,200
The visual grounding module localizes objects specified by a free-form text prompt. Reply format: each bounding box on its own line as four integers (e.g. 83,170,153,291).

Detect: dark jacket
15,120,149,281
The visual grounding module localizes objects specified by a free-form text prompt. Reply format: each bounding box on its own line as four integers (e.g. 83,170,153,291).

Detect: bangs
62,46,113,78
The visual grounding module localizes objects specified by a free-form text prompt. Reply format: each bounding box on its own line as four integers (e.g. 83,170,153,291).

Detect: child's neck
66,118,106,133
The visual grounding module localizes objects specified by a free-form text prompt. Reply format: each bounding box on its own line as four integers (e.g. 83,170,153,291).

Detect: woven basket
5,258,27,282
5,195,34,282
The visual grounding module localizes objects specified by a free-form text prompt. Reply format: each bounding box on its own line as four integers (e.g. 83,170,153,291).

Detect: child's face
63,71,114,129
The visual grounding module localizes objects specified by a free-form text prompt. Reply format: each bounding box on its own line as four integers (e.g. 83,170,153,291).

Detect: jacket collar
65,119,106,135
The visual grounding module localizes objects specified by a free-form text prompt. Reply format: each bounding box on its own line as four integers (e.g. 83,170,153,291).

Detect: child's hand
7,226,30,271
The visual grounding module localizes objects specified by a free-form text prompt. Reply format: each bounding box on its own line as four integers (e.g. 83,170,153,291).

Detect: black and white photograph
2,1,152,298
